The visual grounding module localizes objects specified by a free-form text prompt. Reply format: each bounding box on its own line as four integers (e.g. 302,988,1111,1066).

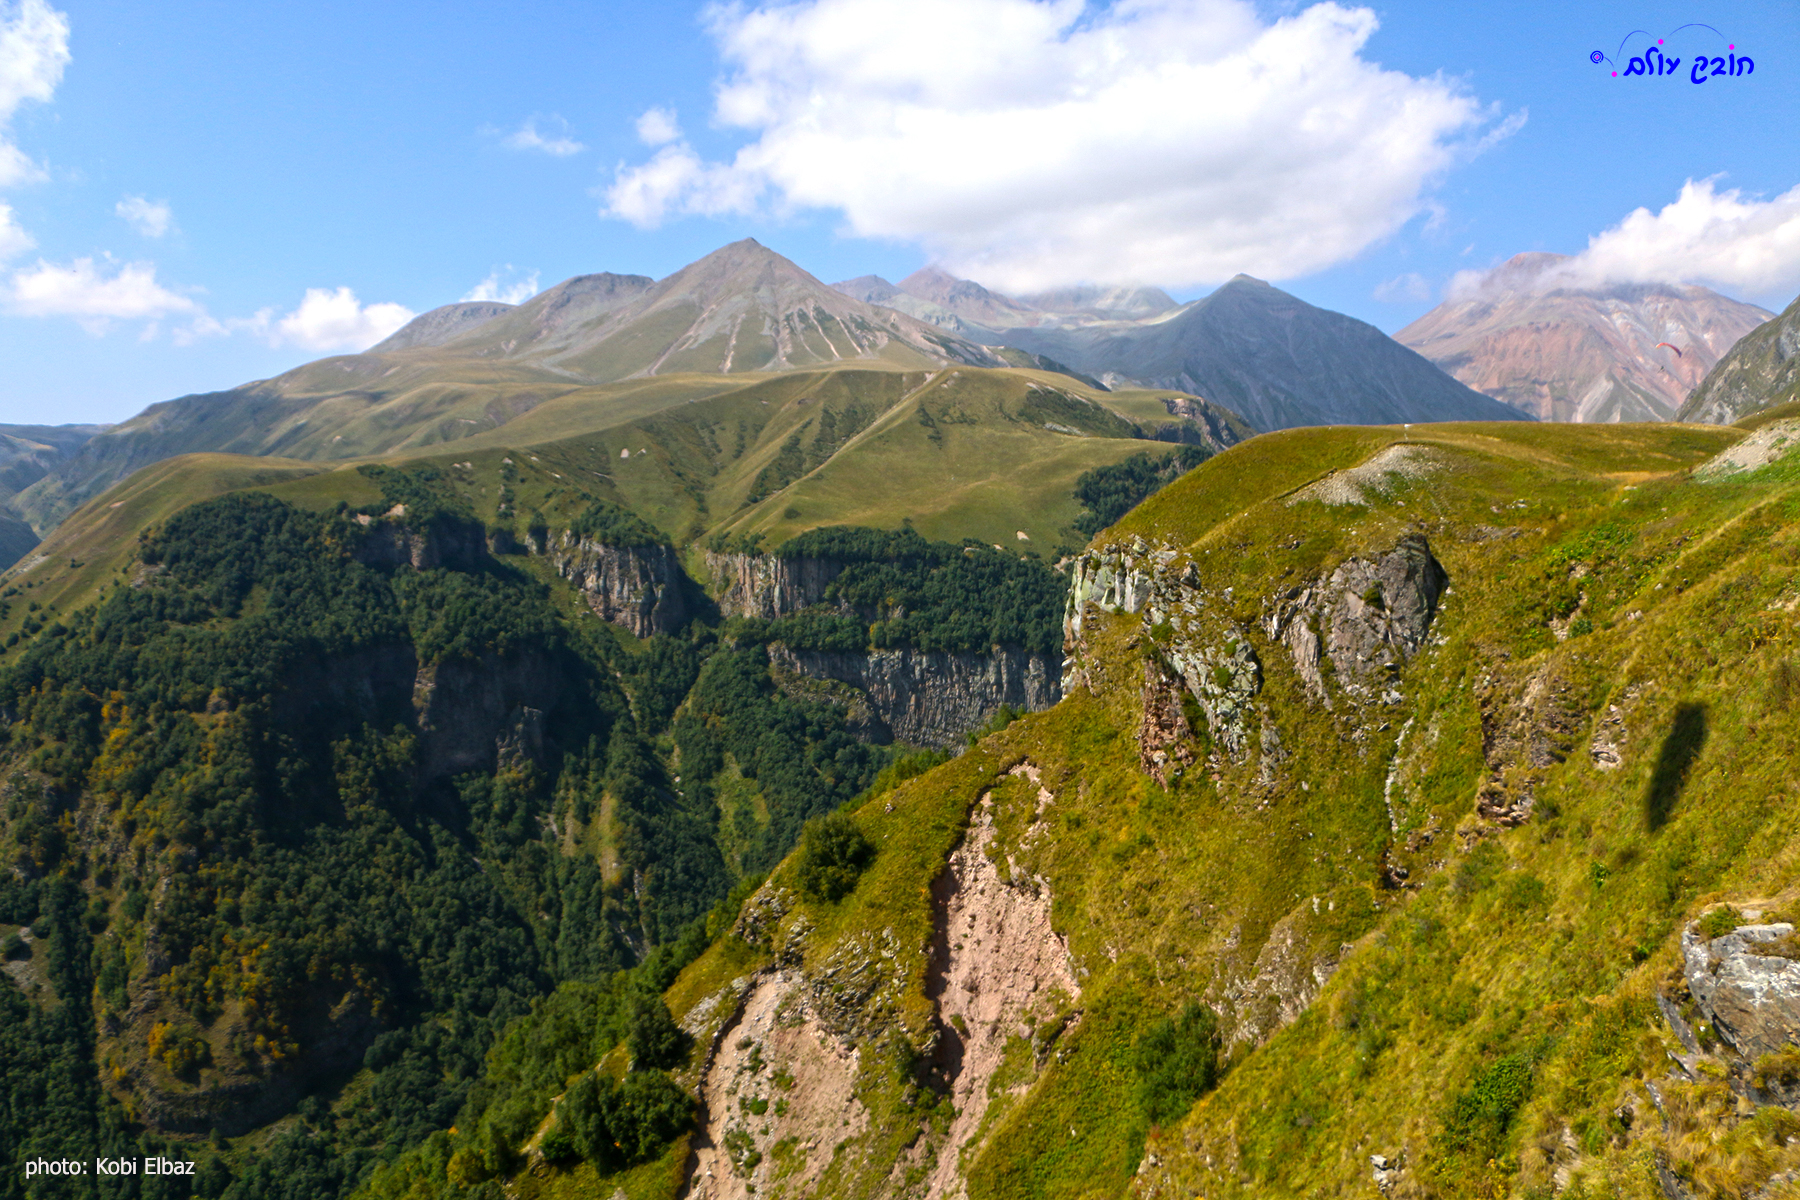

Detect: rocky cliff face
768,643,1060,749
411,648,560,780
554,533,690,636
703,551,843,620
1679,291,1800,424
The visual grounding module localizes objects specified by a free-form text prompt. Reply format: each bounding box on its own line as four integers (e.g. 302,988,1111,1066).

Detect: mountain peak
1398,256,1773,422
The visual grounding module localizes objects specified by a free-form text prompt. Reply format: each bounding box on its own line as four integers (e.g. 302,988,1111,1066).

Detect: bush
1134,1002,1222,1126
1445,1052,1533,1155
625,992,689,1071
795,812,876,902
1699,906,1742,939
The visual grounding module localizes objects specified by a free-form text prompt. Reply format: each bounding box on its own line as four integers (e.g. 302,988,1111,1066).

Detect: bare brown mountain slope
1397,251,1771,422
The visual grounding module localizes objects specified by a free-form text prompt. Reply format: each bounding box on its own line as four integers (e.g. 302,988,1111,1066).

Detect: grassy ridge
577,415,1800,1200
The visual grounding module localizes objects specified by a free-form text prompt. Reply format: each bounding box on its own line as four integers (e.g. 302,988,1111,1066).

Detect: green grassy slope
0,365,1232,652
558,415,1800,1200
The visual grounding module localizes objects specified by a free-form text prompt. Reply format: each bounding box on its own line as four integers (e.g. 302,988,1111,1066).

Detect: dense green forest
731,525,1069,656
1070,446,1210,536
0,486,905,1200
0,445,1137,1199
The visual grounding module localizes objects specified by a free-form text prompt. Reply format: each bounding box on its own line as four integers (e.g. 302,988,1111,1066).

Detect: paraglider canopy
1656,342,1684,356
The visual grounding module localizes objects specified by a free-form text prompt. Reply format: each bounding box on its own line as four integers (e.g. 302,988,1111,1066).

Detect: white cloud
1543,179,1800,297
0,199,30,258
1373,272,1430,303
238,286,415,353
500,115,585,157
635,106,681,147
5,257,196,334
0,0,68,188
463,265,540,305
116,194,174,238
602,0,1514,291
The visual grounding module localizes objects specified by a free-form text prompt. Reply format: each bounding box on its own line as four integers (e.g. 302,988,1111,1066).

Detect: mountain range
834,268,1528,430
1394,252,1773,422
3,240,1528,557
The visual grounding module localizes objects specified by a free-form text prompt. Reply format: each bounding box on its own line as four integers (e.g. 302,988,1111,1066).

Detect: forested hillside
0,450,1094,1199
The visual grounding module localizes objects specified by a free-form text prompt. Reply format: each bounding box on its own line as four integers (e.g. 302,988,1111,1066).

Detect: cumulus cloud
116,194,173,238
635,106,681,147
0,199,30,258
1373,272,1431,303
238,286,416,352
602,0,1514,291
1546,179,1800,297
499,115,585,157
0,0,68,188
4,256,196,334
463,266,540,305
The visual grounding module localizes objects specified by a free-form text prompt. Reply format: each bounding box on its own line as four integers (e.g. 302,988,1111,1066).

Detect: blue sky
0,0,1796,426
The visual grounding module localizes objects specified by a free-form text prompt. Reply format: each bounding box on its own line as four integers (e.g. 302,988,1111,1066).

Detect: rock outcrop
354,513,488,571
924,765,1081,1197
1678,291,1800,424
412,648,561,780
1263,534,1448,706
767,644,1059,749
1683,921,1800,1060
704,551,843,620
554,533,689,636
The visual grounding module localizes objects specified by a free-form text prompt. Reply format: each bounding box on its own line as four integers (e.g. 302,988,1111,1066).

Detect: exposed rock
685,970,871,1200
924,765,1081,1199
766,644,1060,749
1474,661,1582,826
1694,418,1800,480
1217,902,1346,1049
1139,659,1196,786
354,515,488,571
1679,290,1800,424
1264,534,1448,706
553,533,689,636
412,648,562,781
1590,684,1645,770
1066,538,1265,761
1284,444,1442,508
704,551,844,619
1683,921,1800,1060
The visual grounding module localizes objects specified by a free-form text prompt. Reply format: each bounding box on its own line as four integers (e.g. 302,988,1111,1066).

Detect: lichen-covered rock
1264,534,1447,706
553,534,689,636
1683,922,1800,1060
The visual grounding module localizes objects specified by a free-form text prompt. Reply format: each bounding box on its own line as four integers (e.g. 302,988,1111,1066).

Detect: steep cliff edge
768,643,1059,748
555,533,690,636
705,539,1065,746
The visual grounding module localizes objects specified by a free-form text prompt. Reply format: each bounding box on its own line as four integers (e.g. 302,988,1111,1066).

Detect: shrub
625,992,689,1071
1134,1002,1222,1127
796,812,876,902
1445,1052,1533,1156
1699,906,1742,939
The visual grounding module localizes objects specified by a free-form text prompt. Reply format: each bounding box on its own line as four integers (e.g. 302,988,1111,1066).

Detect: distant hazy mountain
13,241,1019,532
839,269,1523,431
1396,253,1772,422
370,300,521,351
1018,283,1177,320
0,423,106,568
1678,291,1800,424
992,275,1526,430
